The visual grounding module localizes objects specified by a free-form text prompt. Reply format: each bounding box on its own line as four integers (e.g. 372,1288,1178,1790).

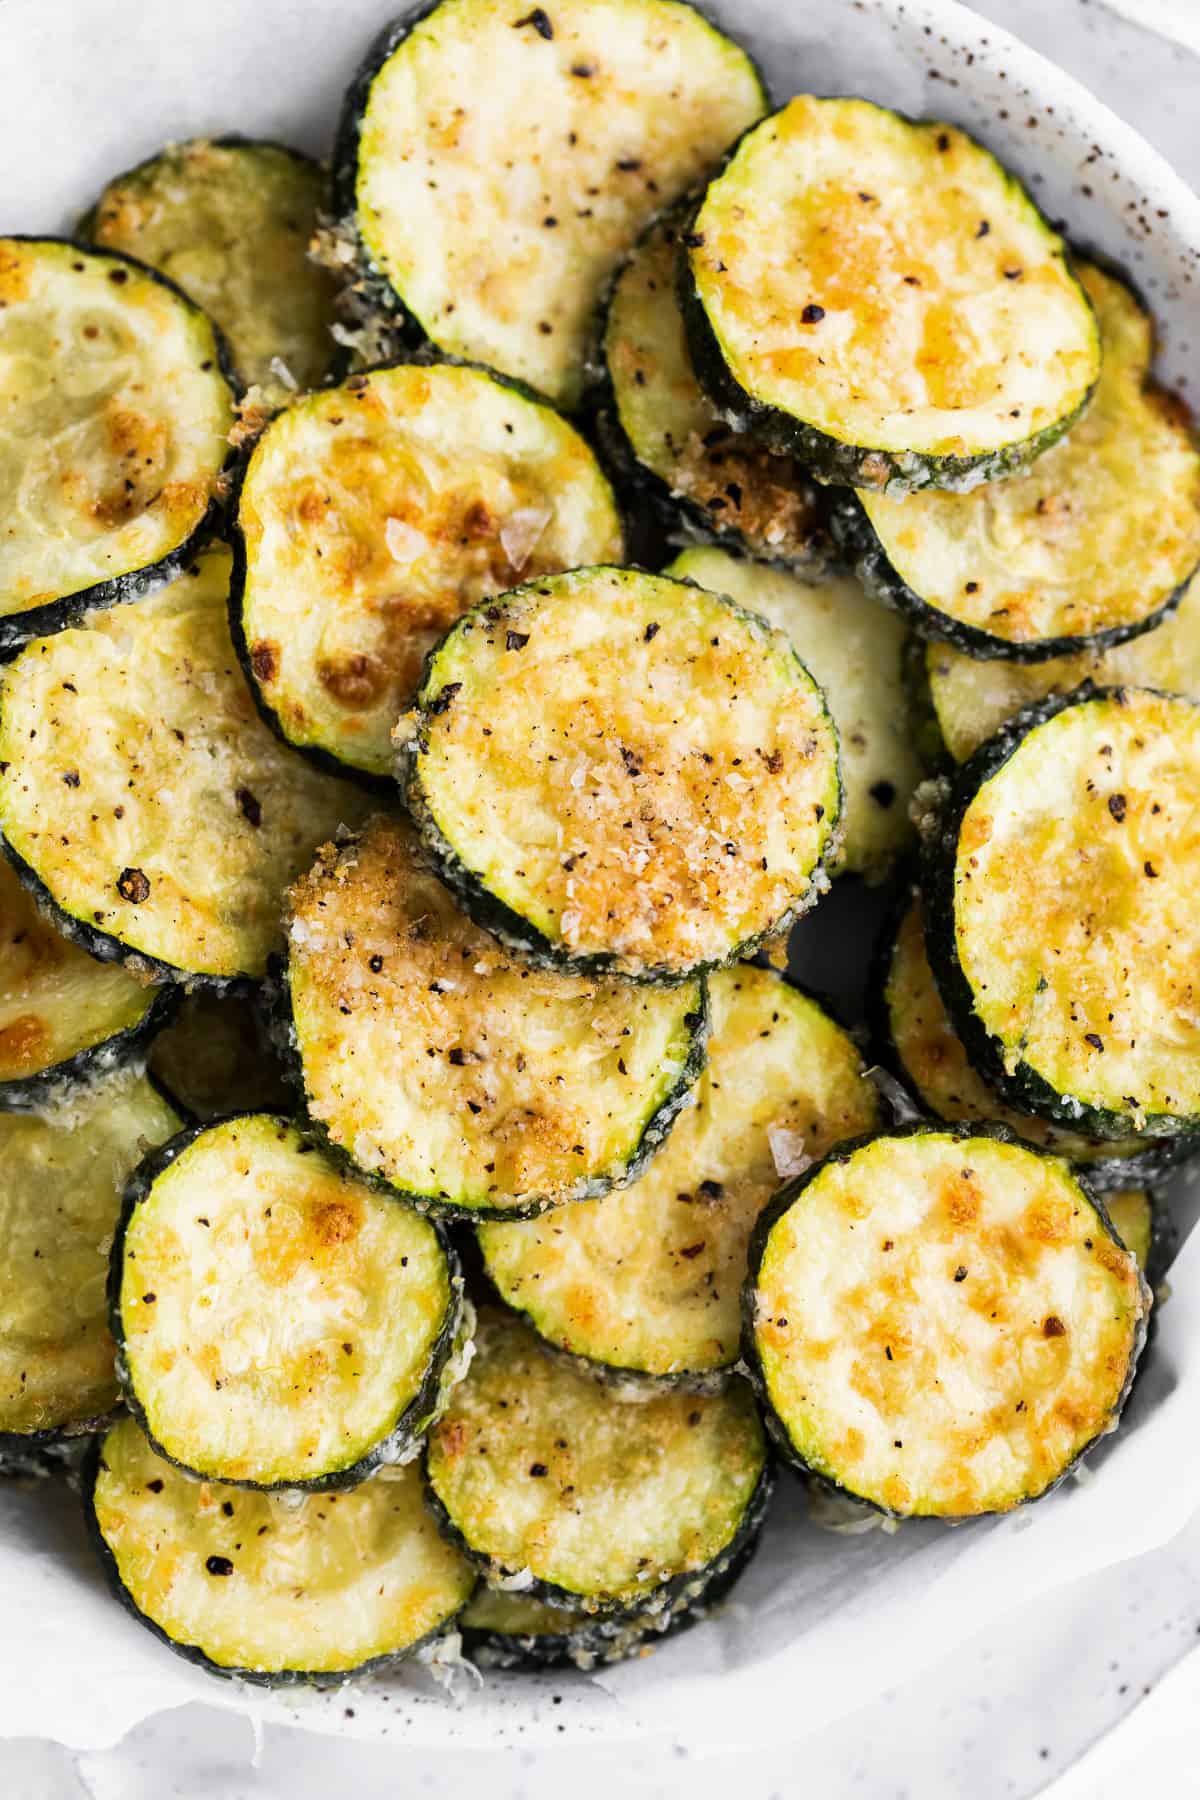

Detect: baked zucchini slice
0,545,372,989
683,97,1099,493
85,1416,475,1685
0,237,235,652
232,361,623,781
878,894,1197,1191
833,264,1200,658
0,857,176,1113
279,815,706,1219
112,1114,467,1489
333,0,767,407
479,964,879,1380
425,1308,770,1614
924,569,1200,763
667,547,919,882
0,1072,181,1455
147,991,290,1121
600,208,826,566
745,1127,1149,1517
82,138,338,397
922,684,1200,1140
400,566,841,981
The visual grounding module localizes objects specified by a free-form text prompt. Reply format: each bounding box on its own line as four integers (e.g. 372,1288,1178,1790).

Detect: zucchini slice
925,569,1200,763
112,1114,467,1488
333,0,767,407
683,98,1099,493
147,991,290,1121
0,1072,181,1452
745,1127,1149,1516
479,965,879,1380
667,547,919,882
232,361,623,781
401,566,841,981
0,856,176,1113
878,894,1197,1191
922,684,1200,1139
425,1308,770,1614
0,238,235,652
85,1416,475,1685
280,815,706,1219
601,209,826,566
0,546,372,988
833,264,1200,658
83,138,338,396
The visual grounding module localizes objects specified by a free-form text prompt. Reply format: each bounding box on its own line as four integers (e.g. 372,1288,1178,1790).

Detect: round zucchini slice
833,264,1200,658
683,97,1099,493
400,566,841,981
0,1072,181,1454
0,857,176,1113
924,568,1200,763
232,361,623,781
0,545,372,989
85,1416,475,1685
147,991,290,1121
601,209,826,567
922,684,1200,1140
667,546,919,883
745,1127,1149,1517
878,894,1197,1191
479,965,879,1380
333,0,767,407
425,1308,770,1614
82,138,338,396
0,237,235,652
112,1114,467,1489
280,815,706,1219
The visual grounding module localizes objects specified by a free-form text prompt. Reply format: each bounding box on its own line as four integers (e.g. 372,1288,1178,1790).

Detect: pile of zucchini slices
2,0,1195,1692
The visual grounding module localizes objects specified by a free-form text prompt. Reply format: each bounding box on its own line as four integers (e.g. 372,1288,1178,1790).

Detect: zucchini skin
264,953,710,1222
107,1114,470,1491
919,683,1200,1142
79,1433,467,1689
0,982,179,1116
741,1122,1150,1518
0,238,239,656
830,490,1190,663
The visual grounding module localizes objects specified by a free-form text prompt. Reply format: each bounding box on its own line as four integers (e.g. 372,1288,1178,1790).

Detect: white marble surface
4,3,1200,1795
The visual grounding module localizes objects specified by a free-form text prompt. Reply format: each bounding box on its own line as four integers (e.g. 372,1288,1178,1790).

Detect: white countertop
5,3,1200,1795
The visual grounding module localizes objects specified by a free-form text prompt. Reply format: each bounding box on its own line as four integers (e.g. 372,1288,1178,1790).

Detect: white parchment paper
2,0,1200,1757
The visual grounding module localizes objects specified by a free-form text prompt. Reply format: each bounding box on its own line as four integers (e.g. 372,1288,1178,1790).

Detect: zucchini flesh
87,1416,475,1684
0,546,372,986
114,1114,464,1488
148,992,290,1121
839,265,1200,657
425,1308,768,1613
479,965,879,1377
84,138,338,395
667,547,919,882
0,1073,180,1445
925,685,1200,1137
603,211,825,566
685,98,1099,491
402,566,841,981
0,238,234,649
234,361,623,779
337,0,766,406
1106,1189,1153,1274
881,896,1194,1190
0,856,171,1112
747,1129,1148,1516
282,816,706,1218
925,569,1200,762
